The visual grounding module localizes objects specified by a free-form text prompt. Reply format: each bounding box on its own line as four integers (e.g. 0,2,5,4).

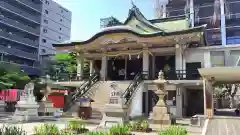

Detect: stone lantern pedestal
149,71,172,129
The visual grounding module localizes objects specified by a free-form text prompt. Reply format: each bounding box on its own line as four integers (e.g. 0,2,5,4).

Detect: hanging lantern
137,54,140,59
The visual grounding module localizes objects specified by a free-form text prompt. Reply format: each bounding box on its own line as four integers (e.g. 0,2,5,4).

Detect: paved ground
206,117,240,135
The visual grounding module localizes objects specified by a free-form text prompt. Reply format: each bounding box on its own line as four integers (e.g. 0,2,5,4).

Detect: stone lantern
150,70,172,129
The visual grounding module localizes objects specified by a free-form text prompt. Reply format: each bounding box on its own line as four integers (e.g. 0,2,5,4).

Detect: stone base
38,101,57,116
99,104,128,128
13,104,39,122
149,105,172,128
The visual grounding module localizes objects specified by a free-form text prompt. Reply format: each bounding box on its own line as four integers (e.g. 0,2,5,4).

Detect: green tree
42,53,90,80
0,63,30,90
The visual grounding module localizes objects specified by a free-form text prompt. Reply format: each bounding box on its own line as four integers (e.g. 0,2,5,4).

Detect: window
43,28,47,33
210,51,225,67
60,19,63,22
44,19,48,24
59,36,61,39
42,39,47,43
61,10,63,13
45,10,48,14
59,28,62,30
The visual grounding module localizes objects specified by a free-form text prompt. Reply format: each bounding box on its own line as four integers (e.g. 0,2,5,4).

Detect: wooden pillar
203,78,214,118
100,56,108,80
76,56,84,80
89,60,94,76
124,56,127,80
143,51,149,79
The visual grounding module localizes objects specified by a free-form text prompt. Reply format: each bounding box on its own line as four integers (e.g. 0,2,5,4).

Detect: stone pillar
101,56,108,80
176,87,183,118
220,0,226,46
143,51,149,79
76,56,84,80
89,60,94,76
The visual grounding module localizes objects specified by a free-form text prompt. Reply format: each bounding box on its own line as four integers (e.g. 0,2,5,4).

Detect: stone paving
206,117,240,135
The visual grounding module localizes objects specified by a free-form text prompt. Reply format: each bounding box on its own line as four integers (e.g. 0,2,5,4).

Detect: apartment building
0,0,71,76
39,0,72,60
0,0,42,76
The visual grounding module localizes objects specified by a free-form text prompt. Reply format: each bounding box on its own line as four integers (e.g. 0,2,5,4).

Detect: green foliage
42,53,90,80
87,131,108,135
0,125,26,135
0,63,30,90
109,124,130,135
33,124,60,135
158,126,188,135
127,120,150,132
67,119,86,131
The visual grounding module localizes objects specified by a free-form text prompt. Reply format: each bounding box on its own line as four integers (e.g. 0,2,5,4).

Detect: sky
54,0,155,41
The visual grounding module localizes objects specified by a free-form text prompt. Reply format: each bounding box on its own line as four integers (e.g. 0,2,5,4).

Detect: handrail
63,73,99,112
122,72,143,105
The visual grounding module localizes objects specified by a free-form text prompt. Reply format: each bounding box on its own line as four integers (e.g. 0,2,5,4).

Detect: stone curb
201,119,209,135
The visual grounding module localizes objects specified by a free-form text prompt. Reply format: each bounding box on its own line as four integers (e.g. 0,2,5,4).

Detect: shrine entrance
107,57,143,81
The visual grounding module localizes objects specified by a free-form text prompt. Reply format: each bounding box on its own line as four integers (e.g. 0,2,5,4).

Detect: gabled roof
53,4,207,48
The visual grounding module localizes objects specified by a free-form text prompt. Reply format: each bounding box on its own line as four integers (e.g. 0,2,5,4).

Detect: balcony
0,45,38,60
0,1,41,24
15,0,42,12
0,30,38,48
0,15,40,35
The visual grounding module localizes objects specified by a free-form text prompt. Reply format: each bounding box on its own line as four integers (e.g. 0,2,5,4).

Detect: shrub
33,123,60,135
128,120,152,132
109,124,130,135
87,131,108,135
65,119,88,134
158,126,188,135
0,125,26,135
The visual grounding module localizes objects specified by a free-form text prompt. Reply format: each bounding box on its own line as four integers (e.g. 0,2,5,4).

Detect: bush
63,119,88,134
127,120,152,132
109,124,131,135
33,123,60,135
0,125,26,135
87,131,108,135
158,126,188,135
